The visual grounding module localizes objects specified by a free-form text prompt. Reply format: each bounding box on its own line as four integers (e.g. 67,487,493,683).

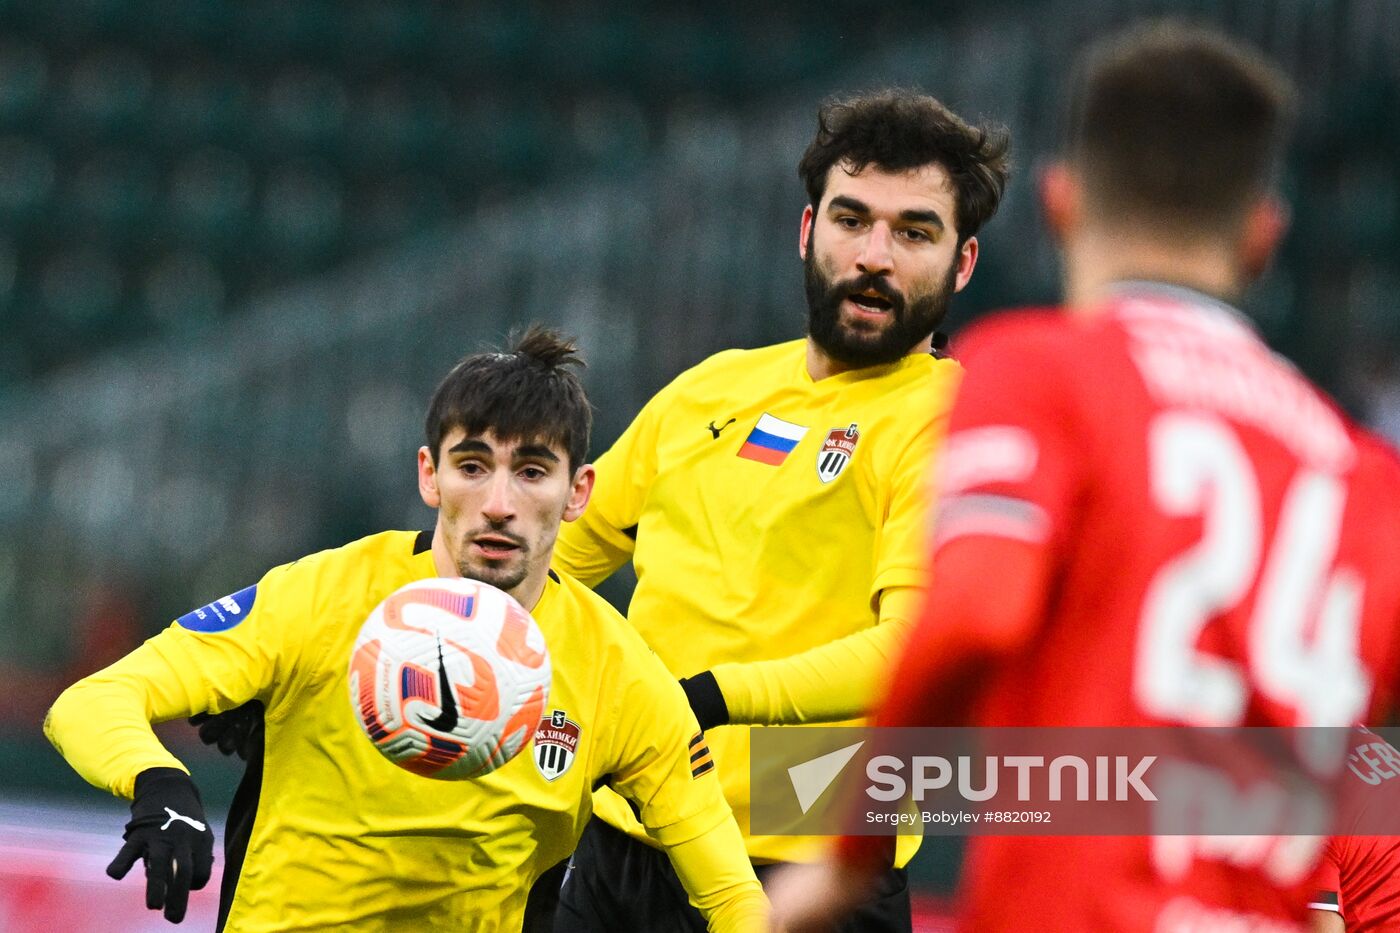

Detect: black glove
189,700,264,761
107,767,215,923
679,671,729,731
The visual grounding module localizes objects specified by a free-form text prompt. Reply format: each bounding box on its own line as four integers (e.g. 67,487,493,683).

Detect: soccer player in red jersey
1308,730,1400,932
769,20,1400,933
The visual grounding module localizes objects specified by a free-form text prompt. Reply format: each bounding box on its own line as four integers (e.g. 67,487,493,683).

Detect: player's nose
479,470,517,522
856,221,895,275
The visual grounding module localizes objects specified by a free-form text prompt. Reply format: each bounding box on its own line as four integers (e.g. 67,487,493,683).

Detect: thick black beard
804,243,956,368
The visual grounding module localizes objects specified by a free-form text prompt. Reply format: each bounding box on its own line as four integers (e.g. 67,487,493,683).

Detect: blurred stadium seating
0,0,1397,918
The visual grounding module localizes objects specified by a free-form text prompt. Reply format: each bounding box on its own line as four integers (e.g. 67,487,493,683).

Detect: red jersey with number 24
927,283,1400,931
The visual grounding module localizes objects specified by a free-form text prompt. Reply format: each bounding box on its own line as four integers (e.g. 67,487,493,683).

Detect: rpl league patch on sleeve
177,585,258,632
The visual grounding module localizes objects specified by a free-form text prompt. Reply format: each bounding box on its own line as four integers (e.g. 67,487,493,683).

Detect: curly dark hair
424,325,591,471
797,89,1011,243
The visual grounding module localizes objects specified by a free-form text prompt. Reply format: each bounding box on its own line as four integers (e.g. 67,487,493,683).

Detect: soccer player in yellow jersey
43,329,767,932
549,92,1010,931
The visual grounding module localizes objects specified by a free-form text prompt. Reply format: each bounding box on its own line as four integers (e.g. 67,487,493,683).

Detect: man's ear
799,205,814,260
1038,161,1081,247
1240,194,1288,283
417,446,441,509
563,464,595,522
953,236,979,293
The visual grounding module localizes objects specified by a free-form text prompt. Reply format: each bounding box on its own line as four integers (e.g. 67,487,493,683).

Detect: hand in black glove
107,767,215,923
188,700,264,761
679,671,729,731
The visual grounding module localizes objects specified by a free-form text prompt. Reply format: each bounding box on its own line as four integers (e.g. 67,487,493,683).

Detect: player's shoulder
853,354,963,440
545,569,663,660
636,342,800,417
316,528,422,560
276,529,421,579
950,307,1093,391
543,568,629,634
676,339,804,383
908,348,963,394
953,307,1081,360
254,531,424,610
1352,428,1400,491
172,530,424,635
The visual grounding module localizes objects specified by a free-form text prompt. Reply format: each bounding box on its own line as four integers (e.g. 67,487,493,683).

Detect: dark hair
424,325,591,471
1066,20,1296,234
797,89,1010,242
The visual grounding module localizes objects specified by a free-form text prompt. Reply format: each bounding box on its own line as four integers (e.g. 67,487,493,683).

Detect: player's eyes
519,466,547,480
835,215,863,229
901,227,932,242
459,461,486,475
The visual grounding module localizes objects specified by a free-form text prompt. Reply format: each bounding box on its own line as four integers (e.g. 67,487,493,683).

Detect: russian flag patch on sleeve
736,413,808,466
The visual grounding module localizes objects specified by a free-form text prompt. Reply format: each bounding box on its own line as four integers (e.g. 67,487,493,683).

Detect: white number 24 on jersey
1133,412,1372,729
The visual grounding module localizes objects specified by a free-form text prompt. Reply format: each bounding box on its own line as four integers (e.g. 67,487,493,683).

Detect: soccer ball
348,577,551,780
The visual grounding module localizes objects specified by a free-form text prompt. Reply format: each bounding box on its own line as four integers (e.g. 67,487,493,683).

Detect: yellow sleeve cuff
662,812,769,932
710,586,924,725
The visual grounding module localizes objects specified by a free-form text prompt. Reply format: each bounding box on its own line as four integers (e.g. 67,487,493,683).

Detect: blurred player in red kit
769,20,1400,933
1308,729,1400,932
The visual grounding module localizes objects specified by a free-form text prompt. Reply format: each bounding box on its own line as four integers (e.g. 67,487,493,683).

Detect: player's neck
1062,228,1246,314
507,574,548,613
805,333,933,381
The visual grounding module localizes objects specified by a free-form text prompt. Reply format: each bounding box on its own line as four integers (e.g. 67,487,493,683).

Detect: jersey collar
1105,279,1260,335
528,569,560,616
798,342,932,386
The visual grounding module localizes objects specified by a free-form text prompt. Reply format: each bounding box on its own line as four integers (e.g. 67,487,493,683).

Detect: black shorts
524,858,569,932
554,817,912,932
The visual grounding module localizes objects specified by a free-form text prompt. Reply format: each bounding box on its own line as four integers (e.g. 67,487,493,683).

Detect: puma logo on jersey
161,808,207,832
707,418,736,439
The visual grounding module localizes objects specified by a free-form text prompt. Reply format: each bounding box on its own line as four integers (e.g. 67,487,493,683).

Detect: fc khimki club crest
534,709,581,781
817,424,859,483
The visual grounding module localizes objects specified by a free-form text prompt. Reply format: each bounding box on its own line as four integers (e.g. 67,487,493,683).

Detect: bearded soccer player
543,92,1008,932
44,329,766,932
769,21,1400,933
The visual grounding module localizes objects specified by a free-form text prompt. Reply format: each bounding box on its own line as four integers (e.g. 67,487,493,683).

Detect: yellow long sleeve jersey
45,530,765,932
552,340,961,863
